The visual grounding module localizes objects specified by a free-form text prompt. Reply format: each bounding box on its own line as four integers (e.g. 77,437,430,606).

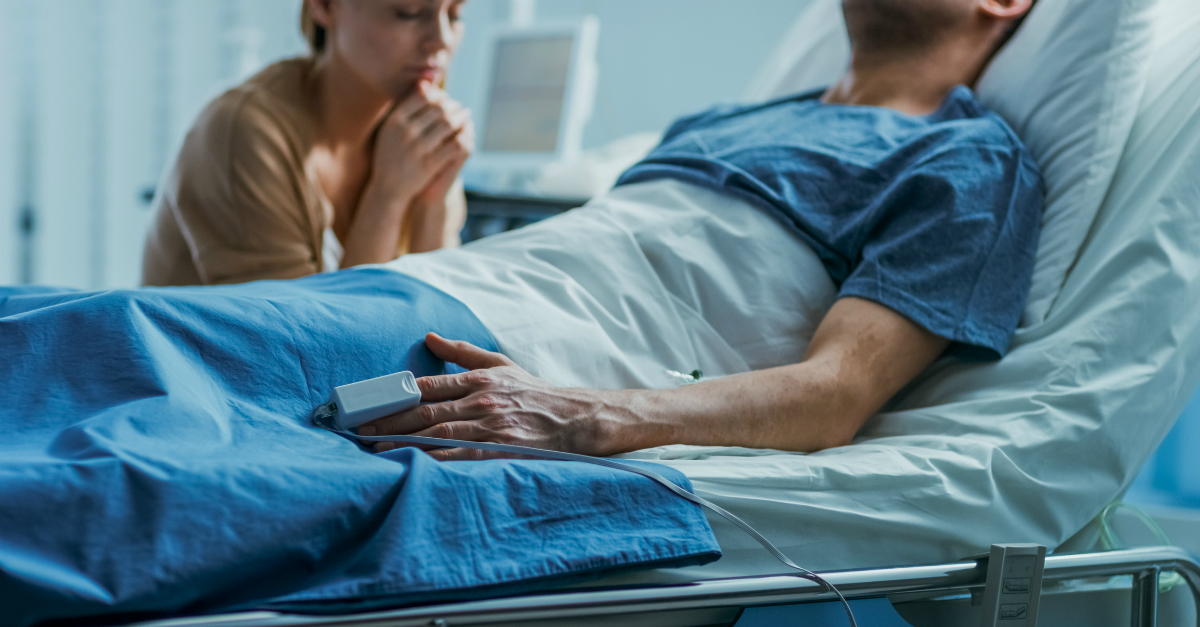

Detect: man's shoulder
900,92,1044,223
927,87,1031,157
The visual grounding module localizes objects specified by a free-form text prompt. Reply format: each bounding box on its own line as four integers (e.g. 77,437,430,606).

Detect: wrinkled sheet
0,269,719,626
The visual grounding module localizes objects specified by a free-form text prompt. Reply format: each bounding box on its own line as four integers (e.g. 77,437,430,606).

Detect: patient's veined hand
360,333,618,461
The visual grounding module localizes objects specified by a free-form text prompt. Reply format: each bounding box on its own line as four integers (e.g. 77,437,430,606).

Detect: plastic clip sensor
979,543,1046,627
325,371,422,431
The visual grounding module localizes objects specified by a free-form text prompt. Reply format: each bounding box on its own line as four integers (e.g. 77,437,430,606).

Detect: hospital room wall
448,0,809,149
0,0,810,291
0,0,307,290
0,2,21,285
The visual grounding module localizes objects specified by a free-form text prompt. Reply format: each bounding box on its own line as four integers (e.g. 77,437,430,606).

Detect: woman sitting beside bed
141,0,473,287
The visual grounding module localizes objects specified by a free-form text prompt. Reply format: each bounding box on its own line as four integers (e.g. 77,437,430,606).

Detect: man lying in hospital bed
377,0,1194,584
371,0,1041,461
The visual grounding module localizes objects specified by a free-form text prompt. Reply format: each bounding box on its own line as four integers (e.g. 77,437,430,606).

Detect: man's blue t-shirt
616,86,1043,359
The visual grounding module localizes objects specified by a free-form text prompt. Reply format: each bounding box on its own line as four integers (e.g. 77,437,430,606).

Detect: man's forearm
593,363,867,455
589,298,950,455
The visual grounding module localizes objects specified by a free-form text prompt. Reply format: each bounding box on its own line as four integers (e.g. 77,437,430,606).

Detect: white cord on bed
312,403,858,627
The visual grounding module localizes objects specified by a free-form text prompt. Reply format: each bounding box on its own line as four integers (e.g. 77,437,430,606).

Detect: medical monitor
469,17,599,183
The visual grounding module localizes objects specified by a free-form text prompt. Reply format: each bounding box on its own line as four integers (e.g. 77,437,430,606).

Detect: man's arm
363,297,949,458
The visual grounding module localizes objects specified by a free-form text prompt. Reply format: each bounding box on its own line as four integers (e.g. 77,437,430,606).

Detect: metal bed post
1132,565,1161,627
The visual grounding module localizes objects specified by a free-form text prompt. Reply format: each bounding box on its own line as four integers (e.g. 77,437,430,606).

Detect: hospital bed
120,0,1200,623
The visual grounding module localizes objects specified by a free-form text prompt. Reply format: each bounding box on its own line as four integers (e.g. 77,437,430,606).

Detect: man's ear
979,0,1035,21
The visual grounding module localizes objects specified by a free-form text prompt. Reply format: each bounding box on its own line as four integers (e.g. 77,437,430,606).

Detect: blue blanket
0,269,719,626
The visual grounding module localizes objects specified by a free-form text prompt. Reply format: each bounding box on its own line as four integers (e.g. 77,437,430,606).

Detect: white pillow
742,0,848,103
742,0,1156,327
977,0,1155,325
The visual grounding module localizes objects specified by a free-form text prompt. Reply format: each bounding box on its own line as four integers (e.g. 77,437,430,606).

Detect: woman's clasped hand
345,79,475,265
374,82,474,207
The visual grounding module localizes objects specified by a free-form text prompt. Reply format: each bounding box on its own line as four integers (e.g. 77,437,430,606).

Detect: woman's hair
300,2,327,55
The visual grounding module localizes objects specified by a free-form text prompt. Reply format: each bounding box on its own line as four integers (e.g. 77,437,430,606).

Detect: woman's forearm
339,181,415,267
407,180,467,254
341,178,465,266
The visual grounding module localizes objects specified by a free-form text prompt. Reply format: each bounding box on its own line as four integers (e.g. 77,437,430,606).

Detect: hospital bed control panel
980,543,1045,626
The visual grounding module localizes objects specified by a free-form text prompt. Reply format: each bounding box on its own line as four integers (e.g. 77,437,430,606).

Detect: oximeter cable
312,402,858,627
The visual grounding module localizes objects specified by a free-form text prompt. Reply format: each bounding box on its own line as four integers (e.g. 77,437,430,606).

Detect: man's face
842,0,972,53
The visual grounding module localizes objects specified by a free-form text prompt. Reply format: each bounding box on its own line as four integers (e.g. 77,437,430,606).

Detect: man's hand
360,333,621,460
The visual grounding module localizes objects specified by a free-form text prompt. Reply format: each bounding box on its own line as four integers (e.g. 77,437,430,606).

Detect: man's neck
821,38,987,116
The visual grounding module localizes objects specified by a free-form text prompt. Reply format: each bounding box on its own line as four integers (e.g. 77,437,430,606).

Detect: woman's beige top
142,57,404,286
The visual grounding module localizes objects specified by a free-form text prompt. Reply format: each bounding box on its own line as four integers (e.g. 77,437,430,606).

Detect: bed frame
133,546,1198,627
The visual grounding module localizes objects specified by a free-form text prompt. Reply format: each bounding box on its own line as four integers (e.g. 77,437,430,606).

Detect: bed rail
131,546,1199,627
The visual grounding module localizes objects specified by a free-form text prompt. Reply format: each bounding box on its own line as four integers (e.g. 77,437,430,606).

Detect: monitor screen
481,35,575,153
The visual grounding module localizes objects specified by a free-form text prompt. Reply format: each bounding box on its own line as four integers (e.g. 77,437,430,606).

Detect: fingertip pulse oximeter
327,371,422,431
